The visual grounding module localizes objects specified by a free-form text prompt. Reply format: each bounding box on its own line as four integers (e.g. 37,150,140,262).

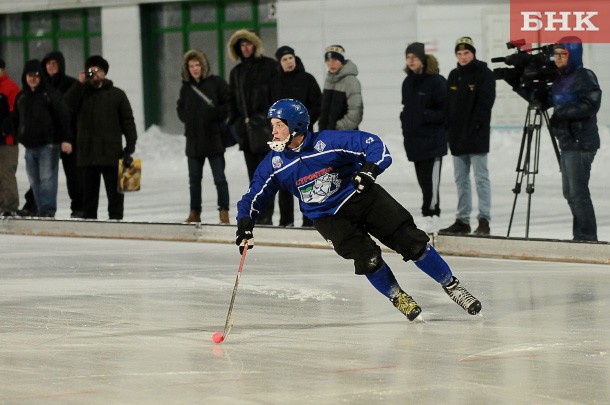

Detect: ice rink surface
1,234,609,404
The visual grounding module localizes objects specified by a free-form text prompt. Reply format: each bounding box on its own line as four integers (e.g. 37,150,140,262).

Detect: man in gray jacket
318,45,363,130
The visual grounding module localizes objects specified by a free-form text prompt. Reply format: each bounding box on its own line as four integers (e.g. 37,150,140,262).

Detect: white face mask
267,133,293,152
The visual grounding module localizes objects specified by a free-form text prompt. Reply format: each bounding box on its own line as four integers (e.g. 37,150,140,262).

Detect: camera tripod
506,103,560,238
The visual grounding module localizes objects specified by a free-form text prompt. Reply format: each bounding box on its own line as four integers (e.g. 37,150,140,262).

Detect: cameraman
549,37,601,241
64,55,137,220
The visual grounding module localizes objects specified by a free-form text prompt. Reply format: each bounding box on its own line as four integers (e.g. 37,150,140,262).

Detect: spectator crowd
0,31,601,241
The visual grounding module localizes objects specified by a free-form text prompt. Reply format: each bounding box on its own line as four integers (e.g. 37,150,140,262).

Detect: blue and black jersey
236,129,391,222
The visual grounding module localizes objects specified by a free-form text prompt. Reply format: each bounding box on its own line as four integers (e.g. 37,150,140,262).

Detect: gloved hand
352,162,380,193
122,154,134,169
235,217,255,254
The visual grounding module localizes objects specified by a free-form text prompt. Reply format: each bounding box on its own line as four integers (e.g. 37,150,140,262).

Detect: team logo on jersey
314,140,326,152
365,137,374,144
272,156,283,169
298,172,341,204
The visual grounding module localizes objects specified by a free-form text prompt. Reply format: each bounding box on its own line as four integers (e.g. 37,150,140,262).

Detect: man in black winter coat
272,45,322,227
440,37,496,236
227,29,278,225
63,55,137,220
20,52,83,217
12,59,72,217
400,42,447,235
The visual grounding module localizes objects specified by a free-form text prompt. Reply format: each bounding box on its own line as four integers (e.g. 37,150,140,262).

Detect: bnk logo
511,0,610,43
521,12,598,31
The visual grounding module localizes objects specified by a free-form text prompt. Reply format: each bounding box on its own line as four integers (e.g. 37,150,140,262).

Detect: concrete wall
100,6,145,136
278,1,610,133
276,0,418,135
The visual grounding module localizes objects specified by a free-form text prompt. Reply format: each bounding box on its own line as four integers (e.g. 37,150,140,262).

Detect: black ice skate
443,277,481,315
392,290,422,321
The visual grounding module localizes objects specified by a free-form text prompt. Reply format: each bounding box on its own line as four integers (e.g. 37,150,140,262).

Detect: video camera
492,40,557,107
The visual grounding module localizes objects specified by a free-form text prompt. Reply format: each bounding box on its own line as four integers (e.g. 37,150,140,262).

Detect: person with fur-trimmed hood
319,45,363,131
400,42,447,235
177,49,231,225
227,29,278,225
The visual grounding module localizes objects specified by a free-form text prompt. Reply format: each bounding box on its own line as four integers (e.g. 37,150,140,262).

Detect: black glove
122,154,133,169
352,162,380,193
235,217,255,254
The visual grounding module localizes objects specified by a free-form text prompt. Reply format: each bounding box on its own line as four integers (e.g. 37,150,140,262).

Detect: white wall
277,0,418,136
278,1,609,132
100,6,145,139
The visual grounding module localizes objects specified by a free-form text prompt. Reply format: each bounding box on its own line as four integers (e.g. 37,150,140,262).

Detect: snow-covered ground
15,124,610,242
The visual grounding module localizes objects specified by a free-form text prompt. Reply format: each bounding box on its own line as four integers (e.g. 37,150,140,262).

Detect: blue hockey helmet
267,98,310,136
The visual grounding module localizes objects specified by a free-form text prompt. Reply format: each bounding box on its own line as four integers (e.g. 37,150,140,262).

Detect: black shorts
313,184,429,274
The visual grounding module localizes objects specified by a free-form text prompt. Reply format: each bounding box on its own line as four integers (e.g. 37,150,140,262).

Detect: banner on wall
511,0,610,43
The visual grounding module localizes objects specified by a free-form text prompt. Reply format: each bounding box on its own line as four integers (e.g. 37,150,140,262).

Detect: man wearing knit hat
272,45,322,228
440,36,495,236
319,45,363,131
64,55,137,220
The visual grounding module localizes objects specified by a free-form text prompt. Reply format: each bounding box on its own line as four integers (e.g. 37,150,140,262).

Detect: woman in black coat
400,43,447,234
177,49,231,224
272,46,322,227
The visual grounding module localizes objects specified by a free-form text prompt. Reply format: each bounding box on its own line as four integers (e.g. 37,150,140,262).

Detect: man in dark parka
64,55,137,220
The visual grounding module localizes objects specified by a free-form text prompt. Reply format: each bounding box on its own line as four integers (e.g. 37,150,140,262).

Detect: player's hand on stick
235,217,255,254
352,162,379,193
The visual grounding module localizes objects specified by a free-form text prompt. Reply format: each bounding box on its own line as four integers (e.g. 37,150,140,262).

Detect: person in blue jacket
235,98,482,321
514,36,601,241
549,37,601,241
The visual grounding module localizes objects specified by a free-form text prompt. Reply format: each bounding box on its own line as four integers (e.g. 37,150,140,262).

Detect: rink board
1,217,608,264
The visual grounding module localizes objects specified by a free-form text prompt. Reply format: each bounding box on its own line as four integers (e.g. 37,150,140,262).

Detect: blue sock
414,244,453,285
365,262,401,299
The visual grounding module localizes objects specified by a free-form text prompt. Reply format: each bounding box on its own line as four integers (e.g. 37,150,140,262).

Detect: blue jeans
188,154,230,212
560,150,597,241
452,153,491,223
24,144,60,216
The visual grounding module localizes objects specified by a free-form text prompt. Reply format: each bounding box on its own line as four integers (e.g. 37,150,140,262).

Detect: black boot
473,218,490,235
439,219,471,235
